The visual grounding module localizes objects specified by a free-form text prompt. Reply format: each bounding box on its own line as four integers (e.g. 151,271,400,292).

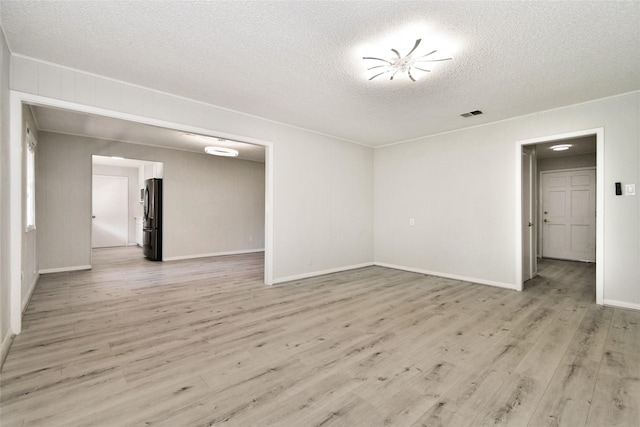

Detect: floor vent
461,110,483,118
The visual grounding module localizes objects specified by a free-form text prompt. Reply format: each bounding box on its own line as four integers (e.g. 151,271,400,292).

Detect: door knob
528,222,533,227
92,215,96,219
544,219,549,223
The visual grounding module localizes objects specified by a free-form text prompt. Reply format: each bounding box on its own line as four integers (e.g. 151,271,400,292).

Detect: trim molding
11,54,365,147
39,265,92,274
163,249,265,262
274,261,517,290
1,327,15,370
604,299,640,312
378,90,638,148
273,262,375,284
375,262,517,290
22,272,40,312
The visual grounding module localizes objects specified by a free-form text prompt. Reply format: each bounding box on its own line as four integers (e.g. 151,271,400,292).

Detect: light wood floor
1,247,638,426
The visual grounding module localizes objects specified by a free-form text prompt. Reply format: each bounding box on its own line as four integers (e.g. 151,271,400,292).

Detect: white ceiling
31,106,266,162
2,1,640,147
535,135,596,159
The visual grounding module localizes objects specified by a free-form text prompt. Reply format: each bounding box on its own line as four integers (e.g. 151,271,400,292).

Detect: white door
541,168,596,262
92,175,129,248
522,148,536,281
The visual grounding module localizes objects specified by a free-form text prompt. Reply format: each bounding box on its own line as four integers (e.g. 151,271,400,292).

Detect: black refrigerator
143,178,162,261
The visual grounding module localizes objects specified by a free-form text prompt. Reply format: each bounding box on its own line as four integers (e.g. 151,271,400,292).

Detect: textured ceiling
2,1,640,147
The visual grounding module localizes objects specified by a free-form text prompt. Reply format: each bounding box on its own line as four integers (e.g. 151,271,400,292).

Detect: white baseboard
163,249,265,262
273,262,375,284
39,265,92,274
22,272,40,312
603,299,640,312
1,327,15,370
374,262,517,290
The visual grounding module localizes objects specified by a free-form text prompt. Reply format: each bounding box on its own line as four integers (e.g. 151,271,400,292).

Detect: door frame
539,166,596,262
514,128,603,305
9,90,274,335
521,146,536,281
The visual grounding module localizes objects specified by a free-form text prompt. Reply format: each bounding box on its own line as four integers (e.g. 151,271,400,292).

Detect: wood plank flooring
1,247,638,426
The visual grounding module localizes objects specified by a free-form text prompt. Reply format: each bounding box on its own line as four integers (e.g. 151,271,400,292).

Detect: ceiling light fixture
550,144,572,151
204,146,239,157
363,38,452,82
184,133,217,142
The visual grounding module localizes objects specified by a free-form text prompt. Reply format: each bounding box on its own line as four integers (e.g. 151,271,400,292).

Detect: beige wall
37,132,266,270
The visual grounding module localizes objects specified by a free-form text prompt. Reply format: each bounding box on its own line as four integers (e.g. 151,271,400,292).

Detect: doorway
516,128,604,304
9,92,274,337
540,168,596,262
91,155,165,261
92,175,128,248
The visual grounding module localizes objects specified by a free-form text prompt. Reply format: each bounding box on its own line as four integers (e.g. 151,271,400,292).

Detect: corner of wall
1,326,15,371
21,272,39,312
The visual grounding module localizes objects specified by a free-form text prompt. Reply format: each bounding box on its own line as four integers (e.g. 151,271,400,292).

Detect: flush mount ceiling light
363,38,452,82
550,144,572,151
204,146,239,157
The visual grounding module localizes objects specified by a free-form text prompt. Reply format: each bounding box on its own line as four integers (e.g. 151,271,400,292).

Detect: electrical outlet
625,184,636,196
409,218,415,226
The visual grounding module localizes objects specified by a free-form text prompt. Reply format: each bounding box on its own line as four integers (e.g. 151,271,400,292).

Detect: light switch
409,218,415,226
625,184,636,196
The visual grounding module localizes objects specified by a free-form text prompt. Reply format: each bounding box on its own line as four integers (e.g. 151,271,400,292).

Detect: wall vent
460,110,483,118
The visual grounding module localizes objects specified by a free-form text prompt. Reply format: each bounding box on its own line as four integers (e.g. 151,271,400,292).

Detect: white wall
0,21,12,365
375,92,640,308
93,164,143,245
375,123,516,288
273,127,374,279
4,54,638,324
37,132,267,269
10,55,374,283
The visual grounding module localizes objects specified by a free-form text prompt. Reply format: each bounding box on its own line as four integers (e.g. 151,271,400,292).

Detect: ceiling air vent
460,110,483,118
